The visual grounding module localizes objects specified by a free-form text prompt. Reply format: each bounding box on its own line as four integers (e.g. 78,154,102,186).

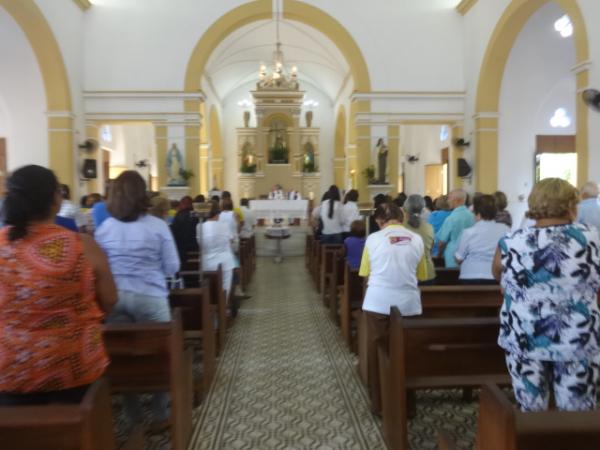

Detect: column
474,113,499,193
450,123,464,190
387,125,400,192
575,68,589,187
184,99,201,196
47,111,75,188
351,99,371,200
155,123,168,189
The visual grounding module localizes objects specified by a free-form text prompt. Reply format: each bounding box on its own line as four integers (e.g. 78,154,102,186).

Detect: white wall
400,124,450,196
498,3,575,224
100,124,157,177
0,7,47,171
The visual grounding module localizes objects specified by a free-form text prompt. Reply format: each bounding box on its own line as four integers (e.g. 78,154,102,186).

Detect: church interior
2,0,600,449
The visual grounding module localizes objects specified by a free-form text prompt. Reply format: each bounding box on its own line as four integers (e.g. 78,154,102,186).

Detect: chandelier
257,10,299,90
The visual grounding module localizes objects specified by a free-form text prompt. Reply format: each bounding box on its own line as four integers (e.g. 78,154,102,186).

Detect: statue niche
302,141,316,173
240,141,257,173
268,121,289,164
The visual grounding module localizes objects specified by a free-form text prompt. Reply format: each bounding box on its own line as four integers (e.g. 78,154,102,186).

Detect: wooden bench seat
0,379,142,450
379,308,509,450
419,285,502,318
320,244,343,305
169,286,217,394
434,268,460,285
102,309,193,450
473,383,600,450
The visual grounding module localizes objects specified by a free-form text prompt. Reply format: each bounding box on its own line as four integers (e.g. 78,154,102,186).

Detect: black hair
60,184,71,200
211,195,220,203
4,165,59,241
327,185,340,219
241,198,249,207
373,193,387,209
473,194,497,220
424,196,434,211
394,192,407,208
344,189,359,204
194,194,205,203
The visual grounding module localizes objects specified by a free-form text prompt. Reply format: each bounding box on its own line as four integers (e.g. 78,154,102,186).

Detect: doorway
425,164,447,199
535,135,577,186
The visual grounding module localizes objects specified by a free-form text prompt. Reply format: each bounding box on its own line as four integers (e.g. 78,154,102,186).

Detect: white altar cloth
249,199,309,220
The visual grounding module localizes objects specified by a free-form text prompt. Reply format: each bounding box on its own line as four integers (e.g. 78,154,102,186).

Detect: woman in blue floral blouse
492,178,600,411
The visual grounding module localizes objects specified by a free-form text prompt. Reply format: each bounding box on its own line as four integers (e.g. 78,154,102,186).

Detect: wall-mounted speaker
82,159,97,179
457,158,472,178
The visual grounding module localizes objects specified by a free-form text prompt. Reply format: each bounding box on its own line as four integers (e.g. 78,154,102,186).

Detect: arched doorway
184,0,372,196
0,0,73,186
475,0,589,193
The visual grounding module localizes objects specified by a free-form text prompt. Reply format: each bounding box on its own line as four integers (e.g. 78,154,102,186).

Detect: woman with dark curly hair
493,178,600,412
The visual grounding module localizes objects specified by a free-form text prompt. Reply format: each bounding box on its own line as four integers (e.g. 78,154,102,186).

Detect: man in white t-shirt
359,202,423,415
239,198,256,239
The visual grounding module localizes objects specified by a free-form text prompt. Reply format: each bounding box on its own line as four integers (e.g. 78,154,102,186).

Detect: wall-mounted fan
583,89,600,113
453,138,471,147
406,155,419,164
78,139,98,153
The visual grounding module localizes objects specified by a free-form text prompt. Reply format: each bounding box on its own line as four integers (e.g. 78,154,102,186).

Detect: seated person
0,165,116,406
455,194,509,284
493,190,513,228
360,202,424,415
343,220,366,270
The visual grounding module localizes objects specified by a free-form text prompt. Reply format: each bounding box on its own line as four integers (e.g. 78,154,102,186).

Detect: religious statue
302,141,316,172
375,138,388,184
269,129,289,164
166,143,185,186
241,141,256,172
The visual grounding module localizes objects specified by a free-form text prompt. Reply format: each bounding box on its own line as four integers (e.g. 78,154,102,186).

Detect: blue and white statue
166,143,185,186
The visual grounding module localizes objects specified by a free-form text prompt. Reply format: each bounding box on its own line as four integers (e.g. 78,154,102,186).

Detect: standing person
428,195,452,256
239,198,256,239
493,190,513,228
149,196,170,222
368,193,388,235
311,192,328,239
319,185,344,244
493,178,600,412
0,165,116,405
436,189,475,268
199,201,237,313
360,202,424,414
403,194,435,284
422,195,434,222
58,184,80,224
170,196,199,261
577,181,600,232
455,194,509,284
95,171,180,432
341,189,360,237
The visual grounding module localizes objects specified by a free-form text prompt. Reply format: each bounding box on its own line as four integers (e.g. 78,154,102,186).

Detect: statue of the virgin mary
166,143,185,186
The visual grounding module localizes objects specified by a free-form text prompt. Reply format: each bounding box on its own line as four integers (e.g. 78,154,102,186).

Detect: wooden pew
379,308,509,450
0,379,143,450
102,309,193,450
180,266,228,352
320,244,343,306
169,286,216,394
420,285,502,318
328,247,346,324
438,431,457,450
305,234,314,271
434,268,460,285
475,383,600,450
312,238,322,289
340,263,364,350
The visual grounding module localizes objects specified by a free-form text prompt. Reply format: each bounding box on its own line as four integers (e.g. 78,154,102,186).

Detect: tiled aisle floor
189,256,387,450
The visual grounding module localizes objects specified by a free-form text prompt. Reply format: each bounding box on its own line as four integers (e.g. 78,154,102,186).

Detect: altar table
249,199,309,220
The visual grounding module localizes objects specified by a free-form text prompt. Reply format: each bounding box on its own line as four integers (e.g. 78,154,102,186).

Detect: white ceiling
204,18,350,104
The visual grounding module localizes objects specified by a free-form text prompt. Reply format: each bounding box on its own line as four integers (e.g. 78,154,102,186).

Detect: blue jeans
107,291,171,424
321,233,343,245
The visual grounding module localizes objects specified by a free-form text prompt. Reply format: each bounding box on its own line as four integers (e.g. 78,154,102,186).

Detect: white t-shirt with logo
360,224,424,316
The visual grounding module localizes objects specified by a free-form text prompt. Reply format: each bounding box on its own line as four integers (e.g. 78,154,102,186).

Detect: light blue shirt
437,205,475,268
95,214,180,298
577,197,600,233
454,220,510,279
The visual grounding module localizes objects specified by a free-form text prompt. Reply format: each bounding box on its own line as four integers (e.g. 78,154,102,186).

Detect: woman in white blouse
341,189,361,237
198,201,236,300
319,185,344,244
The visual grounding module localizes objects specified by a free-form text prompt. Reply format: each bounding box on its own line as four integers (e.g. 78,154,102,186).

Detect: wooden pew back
102,310,193,450
0,379,118,450
203,266,228,350
434,268,460,285
340,263,364,349
420,285,502,318
320,244,343,306
476,384,600,450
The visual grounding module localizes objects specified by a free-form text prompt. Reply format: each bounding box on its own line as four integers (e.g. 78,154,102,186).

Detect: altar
249,199,309,221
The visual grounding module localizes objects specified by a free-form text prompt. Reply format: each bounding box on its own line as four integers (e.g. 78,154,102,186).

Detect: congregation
2,159,600,448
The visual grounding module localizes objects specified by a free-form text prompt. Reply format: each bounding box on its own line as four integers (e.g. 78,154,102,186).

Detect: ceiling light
550,108,571,128
554,15,573,38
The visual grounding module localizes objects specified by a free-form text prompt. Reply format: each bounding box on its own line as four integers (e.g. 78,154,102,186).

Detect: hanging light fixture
257,4,298,90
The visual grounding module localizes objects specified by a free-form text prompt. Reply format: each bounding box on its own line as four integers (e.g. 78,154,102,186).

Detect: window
550,108,571,128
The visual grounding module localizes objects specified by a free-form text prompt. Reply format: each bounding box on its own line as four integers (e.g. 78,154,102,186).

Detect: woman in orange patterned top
0,165,116,405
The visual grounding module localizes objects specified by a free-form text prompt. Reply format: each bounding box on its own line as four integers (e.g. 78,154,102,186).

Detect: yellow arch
0,0,73,185
475,0,589,191
184,0,371,93
334,106,346,187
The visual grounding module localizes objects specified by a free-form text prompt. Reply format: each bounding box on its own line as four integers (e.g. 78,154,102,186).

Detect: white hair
449,188,467,204
581,182,599,199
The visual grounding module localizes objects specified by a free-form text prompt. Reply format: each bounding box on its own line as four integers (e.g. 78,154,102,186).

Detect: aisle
189,256,386,449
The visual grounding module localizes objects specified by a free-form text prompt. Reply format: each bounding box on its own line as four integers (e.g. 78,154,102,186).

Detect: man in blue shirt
577,181,600,233
436,189,475,268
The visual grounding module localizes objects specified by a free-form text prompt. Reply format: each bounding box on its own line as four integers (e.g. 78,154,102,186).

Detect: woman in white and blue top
492,178,600,412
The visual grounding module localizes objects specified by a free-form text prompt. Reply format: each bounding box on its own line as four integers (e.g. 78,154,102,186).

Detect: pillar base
367,184,395,199
161,186,190,200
